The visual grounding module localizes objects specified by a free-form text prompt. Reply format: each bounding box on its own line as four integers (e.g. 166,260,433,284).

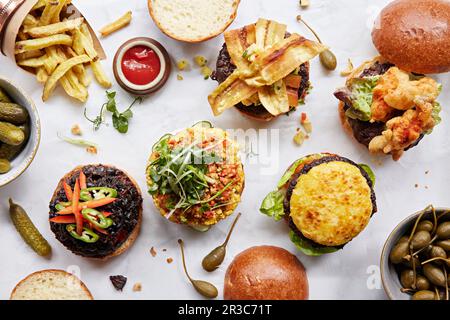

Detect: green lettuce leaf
427,101,442,134
346,76,380,122
358,163,376,186
289,230,339,256
277,159,303,189
260,190,285,221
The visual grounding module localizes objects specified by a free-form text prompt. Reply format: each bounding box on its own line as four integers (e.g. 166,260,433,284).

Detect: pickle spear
9,198,51,257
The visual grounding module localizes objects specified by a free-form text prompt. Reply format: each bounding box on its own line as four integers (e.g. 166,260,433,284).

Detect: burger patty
339,61,424,149
283,155,377,249
49,165,142,258
211,43,310,117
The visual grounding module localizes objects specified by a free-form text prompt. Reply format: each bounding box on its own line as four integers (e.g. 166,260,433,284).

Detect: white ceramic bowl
0,77,40,187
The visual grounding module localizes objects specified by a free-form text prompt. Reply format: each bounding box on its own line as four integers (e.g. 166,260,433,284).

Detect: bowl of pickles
0,77,40,187
381,206,450,300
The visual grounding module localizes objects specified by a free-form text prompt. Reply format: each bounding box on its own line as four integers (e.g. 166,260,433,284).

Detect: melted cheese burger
260,154,376,256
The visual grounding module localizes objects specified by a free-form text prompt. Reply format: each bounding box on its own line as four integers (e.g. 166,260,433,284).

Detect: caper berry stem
421,257,450,265
411,247,418,289
296,15,322,43
178,239,193,283
223,213,241,247
431,206,438,236
407,234,439,257
408,205,433,243
443,267,449,300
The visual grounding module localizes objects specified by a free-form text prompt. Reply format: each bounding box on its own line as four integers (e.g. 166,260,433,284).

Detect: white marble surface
0,0,449,300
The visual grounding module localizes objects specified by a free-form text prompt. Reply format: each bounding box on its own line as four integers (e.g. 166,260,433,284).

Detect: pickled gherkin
0,102,29,124
0,88,11,103
0,121,25,146
9,199,51,257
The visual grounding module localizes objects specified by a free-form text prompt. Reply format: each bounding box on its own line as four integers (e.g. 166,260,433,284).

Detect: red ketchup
121,45,161,85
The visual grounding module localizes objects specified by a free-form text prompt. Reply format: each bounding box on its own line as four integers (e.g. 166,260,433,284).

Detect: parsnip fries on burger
208,19,327,121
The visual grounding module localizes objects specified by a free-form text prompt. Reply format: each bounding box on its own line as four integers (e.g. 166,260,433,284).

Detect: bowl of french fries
1,0,112,103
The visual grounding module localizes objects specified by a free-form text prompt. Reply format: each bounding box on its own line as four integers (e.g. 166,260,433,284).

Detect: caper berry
437,222,450,240
412,290,436,300
423,263,446,287
436,240,450,251
320,50,337,71
411,230,431,250
416,275,431,291
402,256,421,269
429,246,447,264
400,269,415,289
417,220,434,233
390,241,410,264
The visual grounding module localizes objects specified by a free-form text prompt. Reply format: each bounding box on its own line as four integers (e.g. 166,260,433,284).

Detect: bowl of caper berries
381,206,450,300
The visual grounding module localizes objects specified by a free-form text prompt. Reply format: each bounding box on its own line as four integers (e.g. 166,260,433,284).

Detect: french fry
51,0,68,23
66,70,88,102
43,54,90,101
17,55,48,68
15,34,72,54
43,47,59,74
32,0,47,11
80,23,93,44
22,14,39,30
90,60,111,88
36,67,49,83
72,29,98,60
39,0,59,26
60,75,79,100
16,49,43,61
27,17,84,38
17,29,29,41
99,11,132,37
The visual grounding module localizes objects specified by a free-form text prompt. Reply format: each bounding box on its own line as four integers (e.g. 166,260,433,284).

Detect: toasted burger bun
148,0,240,43
10,270,93,300
372,0,450,74
224,246,309,300
49,165,142,260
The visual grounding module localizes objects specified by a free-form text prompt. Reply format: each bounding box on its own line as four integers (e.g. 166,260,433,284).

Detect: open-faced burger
260,153,376,256
146,122,244,231
49,165,142,259
208,18,326,121
334,57,443,161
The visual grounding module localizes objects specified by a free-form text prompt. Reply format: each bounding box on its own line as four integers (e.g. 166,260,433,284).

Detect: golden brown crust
372,0,450,74
10,269,94,300
224,246,309,300
50,165,142,260
147,0,240,43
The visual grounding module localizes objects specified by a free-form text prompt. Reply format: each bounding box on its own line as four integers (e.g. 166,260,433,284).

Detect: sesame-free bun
372,0,450,74
224,246,309,300
147,0,240,43
10,270,93,300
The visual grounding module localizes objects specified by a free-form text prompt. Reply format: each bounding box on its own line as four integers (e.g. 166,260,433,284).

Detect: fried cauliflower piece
370,67,440,122
369,98,435,160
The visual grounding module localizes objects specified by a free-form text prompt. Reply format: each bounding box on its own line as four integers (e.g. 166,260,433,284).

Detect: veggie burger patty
147,123,244,230
49,165,142,259
260,153,376,256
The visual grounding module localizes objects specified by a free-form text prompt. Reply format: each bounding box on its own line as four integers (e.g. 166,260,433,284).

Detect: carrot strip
101,211,113,217
89,222,109,235
57,198,117,215
50,216,76,224
79,171,87,189
73,179,83,235
63,181,73,201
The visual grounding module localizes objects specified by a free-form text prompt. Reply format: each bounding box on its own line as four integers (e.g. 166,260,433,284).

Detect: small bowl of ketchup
113,37,171,95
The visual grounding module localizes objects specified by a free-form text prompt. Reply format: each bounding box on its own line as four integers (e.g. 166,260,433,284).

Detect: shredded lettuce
346,76,380,122
358,163,376,186
289,230,339,256
260,190,285,221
